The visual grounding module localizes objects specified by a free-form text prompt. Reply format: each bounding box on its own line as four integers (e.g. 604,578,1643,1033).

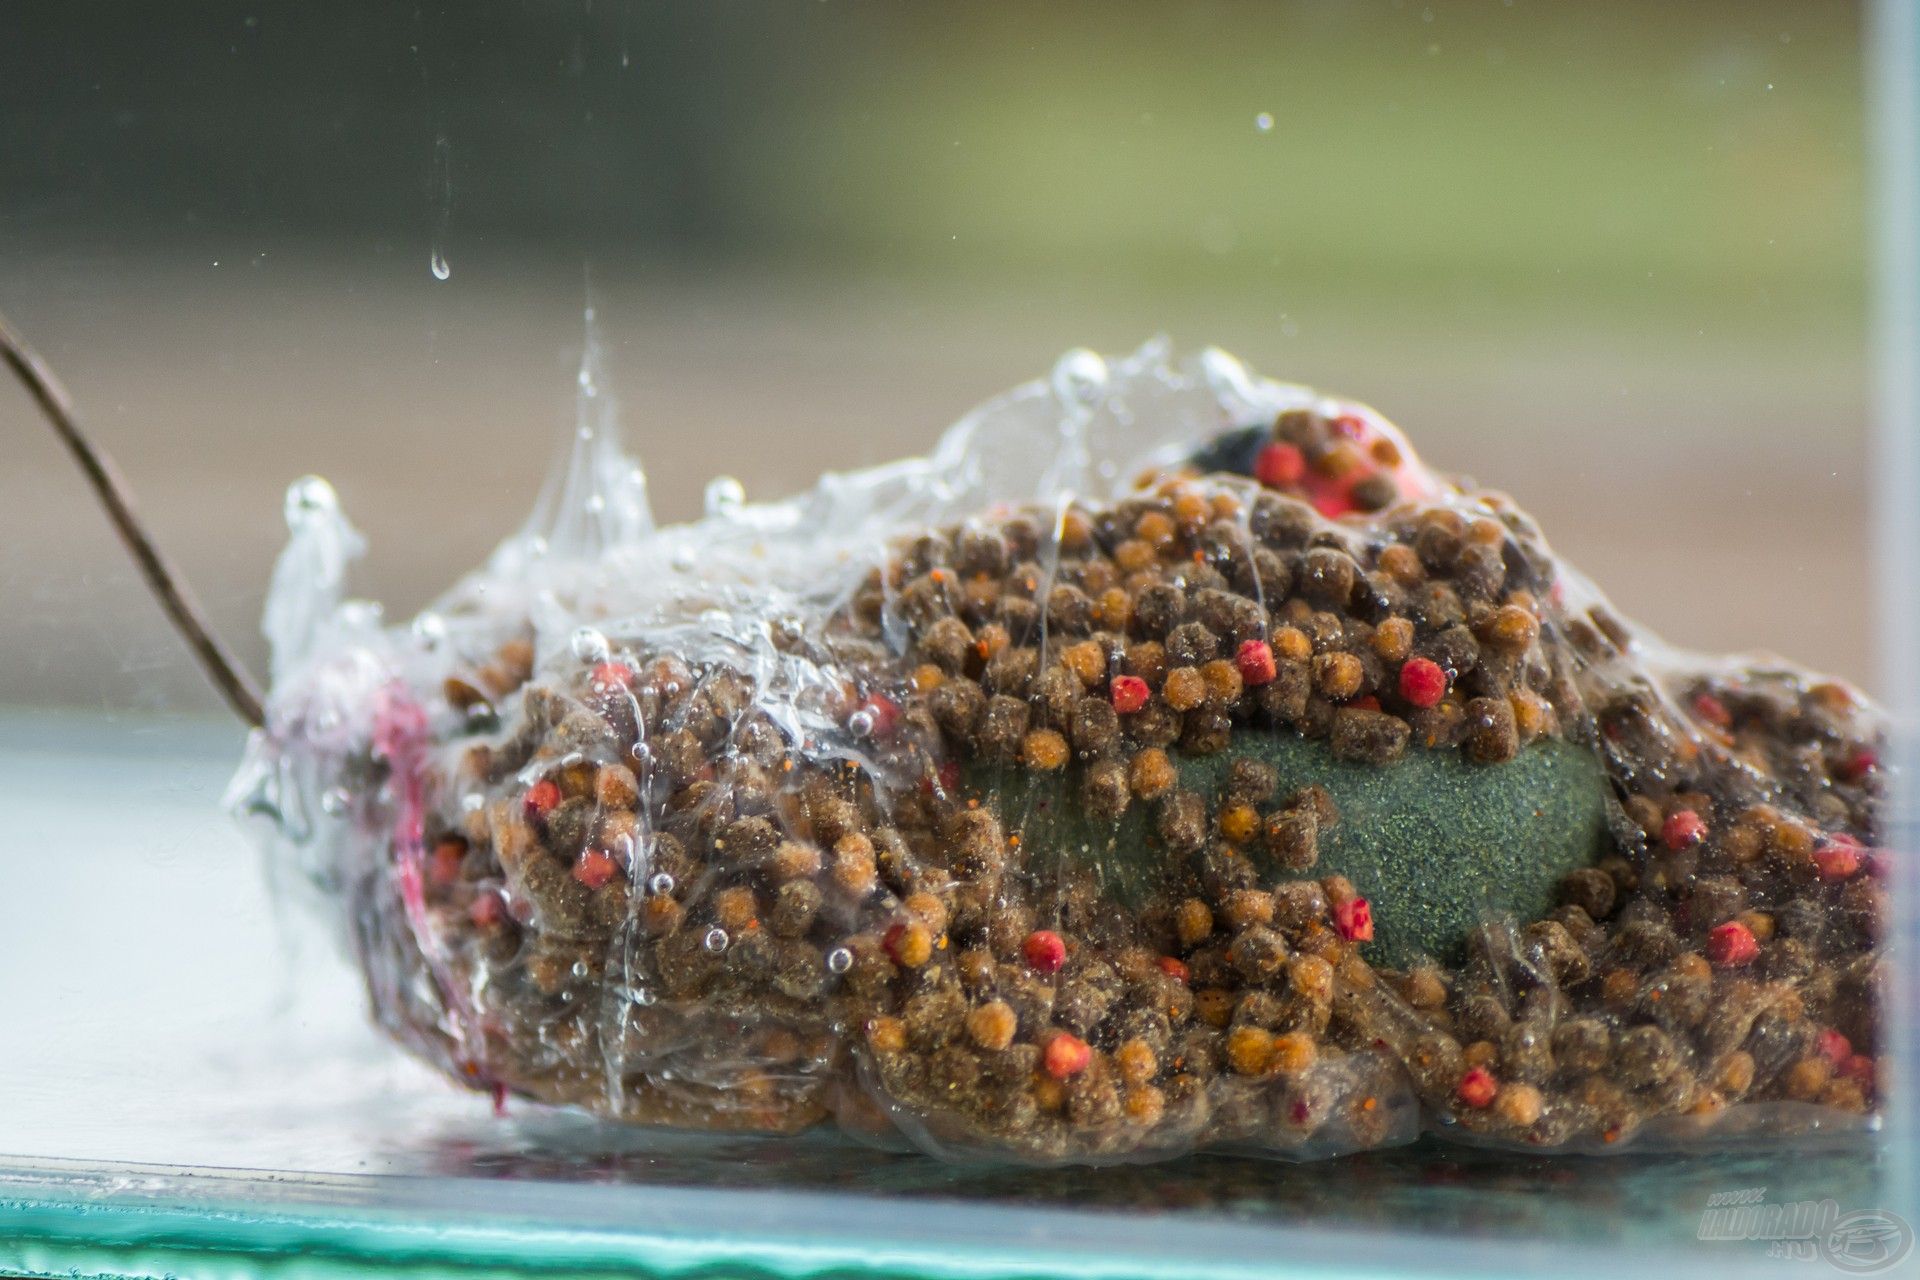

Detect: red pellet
856,694,900,739
1333,896,1373,943
1691,692,1731,728
573,849,617,890
1398,657,1447,709
524,779,562,821
469,892,506,929
1707,920,1759,968
1838,748,1878,782
1044,1032,1093,1080
1814,835,1863,882
590,661,635,691
1662,809,1707,851
1024,929,1068,974
429,838,466,889
1254,441,1306,489
1110,675,1152,715
1236,639,1278,687
1456,1066,1498,1109
1817,1028,1853,1066
1155,955,1191,982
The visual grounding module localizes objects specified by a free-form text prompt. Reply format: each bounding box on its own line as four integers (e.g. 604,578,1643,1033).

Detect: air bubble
648,872,675,896
827,946,853,974
631,986,656,1007
848,710,876,738
704,475,746,518
571,961,590,979
703,927,730,953
570,626,611,662
320,787,350,816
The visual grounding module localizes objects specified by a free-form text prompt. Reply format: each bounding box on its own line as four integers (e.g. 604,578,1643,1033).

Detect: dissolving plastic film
230,340,1888,1164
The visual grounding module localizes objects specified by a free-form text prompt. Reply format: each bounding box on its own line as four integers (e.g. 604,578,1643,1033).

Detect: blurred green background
0,1,1871,715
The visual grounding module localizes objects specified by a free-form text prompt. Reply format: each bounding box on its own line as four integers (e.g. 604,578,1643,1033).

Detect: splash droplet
570,626,611,662
284,476,339,528
1050,348,1109,410
704,475,746,518
1255,112,1275,133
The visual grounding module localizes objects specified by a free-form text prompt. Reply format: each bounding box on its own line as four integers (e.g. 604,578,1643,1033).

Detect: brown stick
0,307,266,728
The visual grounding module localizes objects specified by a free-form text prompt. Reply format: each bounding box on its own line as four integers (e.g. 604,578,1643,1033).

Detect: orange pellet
1468,517,1506,546
867,1016,907,1053
830,835,878,898
1115,1038,1159,1086
1194,987,1235,1028
1493,1083,1544,1127
1221,887,1275,931
1124,1085,1166,1126
1174,898,1214,947
1227,1026,1275,1075
713,886,758,932
884,921,933,968
1509,688,1552,741
1095,587,1133,630
1218,804,1261,845
1130,748,1177,799
1200,659,1244,705
966,1000,1018,1051
1113,539,1157,573
1163,666,1207,711
1172,491,1210,528
1288,953,1334,1003
1715,1051,1756,1096
1371,617,1414,663
1378,543,1424,585
1061,641,1107,687
1022,728,1071,770
910,663,946,693
1482,603,1539,650
1272,625,1313,662
1314,652,1365,700
769,840,822,882
1268,1032,1317,1075
1785,1056,1834,1100
903,890,949,935
1135,511,1177,549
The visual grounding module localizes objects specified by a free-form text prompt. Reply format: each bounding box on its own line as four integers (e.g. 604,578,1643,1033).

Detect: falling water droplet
570,626,611,662
827,947,853,974
428,133,452,280
1255,112,1275,133
703,475,746,518
670,547,696,572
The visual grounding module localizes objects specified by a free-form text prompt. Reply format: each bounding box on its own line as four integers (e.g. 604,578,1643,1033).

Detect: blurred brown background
0,1,1871,716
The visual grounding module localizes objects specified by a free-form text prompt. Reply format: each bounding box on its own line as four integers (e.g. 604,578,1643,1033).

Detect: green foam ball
973,732,1612,968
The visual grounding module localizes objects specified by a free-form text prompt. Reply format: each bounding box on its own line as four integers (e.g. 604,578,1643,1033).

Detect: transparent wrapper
228,339,1887,1165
